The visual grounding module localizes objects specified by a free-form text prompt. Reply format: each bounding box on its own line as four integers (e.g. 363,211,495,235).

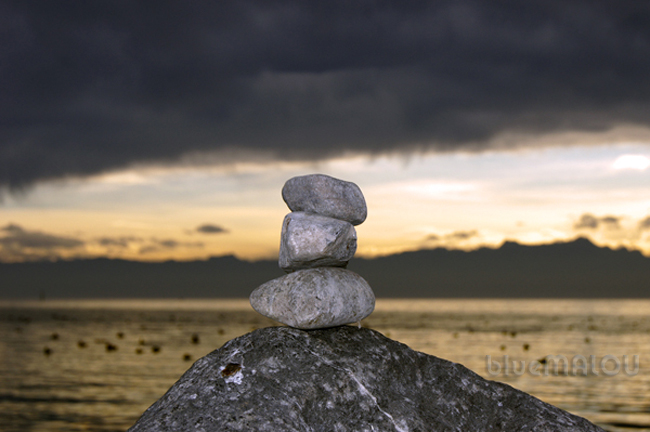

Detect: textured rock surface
279,212,357,271
282,174,367,225
250,267,375,329
128,326,605,432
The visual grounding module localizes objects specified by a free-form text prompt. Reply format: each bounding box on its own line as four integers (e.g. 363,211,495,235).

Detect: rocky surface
282,174,367,225
250,268,375,329
128,326,605,432
279,212,357,271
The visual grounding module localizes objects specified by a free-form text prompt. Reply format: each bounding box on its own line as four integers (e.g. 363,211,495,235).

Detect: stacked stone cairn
250,174,375,329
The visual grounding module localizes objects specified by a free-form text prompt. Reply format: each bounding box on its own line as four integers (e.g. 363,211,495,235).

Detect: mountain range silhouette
1,237,648,299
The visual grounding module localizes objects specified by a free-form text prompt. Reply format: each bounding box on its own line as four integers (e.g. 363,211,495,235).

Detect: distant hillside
0,256,282,299
348,237,650,298
1,238,649,299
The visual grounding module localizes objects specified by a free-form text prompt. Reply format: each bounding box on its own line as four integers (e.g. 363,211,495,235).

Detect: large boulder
128,326,604,432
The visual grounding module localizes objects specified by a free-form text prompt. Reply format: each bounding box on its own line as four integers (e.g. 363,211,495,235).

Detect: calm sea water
1,299,649,432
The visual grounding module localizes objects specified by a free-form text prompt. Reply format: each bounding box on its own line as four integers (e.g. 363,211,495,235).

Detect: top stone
282,174,367,225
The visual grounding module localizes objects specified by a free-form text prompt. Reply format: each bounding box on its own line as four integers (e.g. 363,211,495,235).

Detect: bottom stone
249,267,375,329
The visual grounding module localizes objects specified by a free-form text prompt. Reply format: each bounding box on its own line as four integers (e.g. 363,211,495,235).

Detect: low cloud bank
3,2,650,192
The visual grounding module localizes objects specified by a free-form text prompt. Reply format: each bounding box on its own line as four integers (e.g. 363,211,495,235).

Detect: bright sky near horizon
2,142,649,262
2,2,650,262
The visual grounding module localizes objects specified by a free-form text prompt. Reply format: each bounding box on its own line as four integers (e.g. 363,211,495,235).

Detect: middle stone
279,211,357,272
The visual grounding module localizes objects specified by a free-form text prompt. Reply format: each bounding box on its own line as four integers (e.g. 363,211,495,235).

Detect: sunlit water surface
1,299,649,432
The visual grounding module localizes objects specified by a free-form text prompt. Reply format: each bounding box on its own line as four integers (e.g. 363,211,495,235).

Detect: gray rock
282,174,367,225
249,267,375,329
128,326,606,432
279,212,357,272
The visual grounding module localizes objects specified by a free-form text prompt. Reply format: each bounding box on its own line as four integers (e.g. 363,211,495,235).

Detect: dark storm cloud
424,230,478,243
447,230,478,241
196,224,229,234
96,236,144,247
0,223,85,249
574,214,599,229
639,216,650,230
94,236,204,255
3,1,650,191
600,216,621,227
574,214,621,230
138,238,204,255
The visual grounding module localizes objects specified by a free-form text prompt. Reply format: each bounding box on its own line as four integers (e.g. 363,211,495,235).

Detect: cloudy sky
1,1,650,262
